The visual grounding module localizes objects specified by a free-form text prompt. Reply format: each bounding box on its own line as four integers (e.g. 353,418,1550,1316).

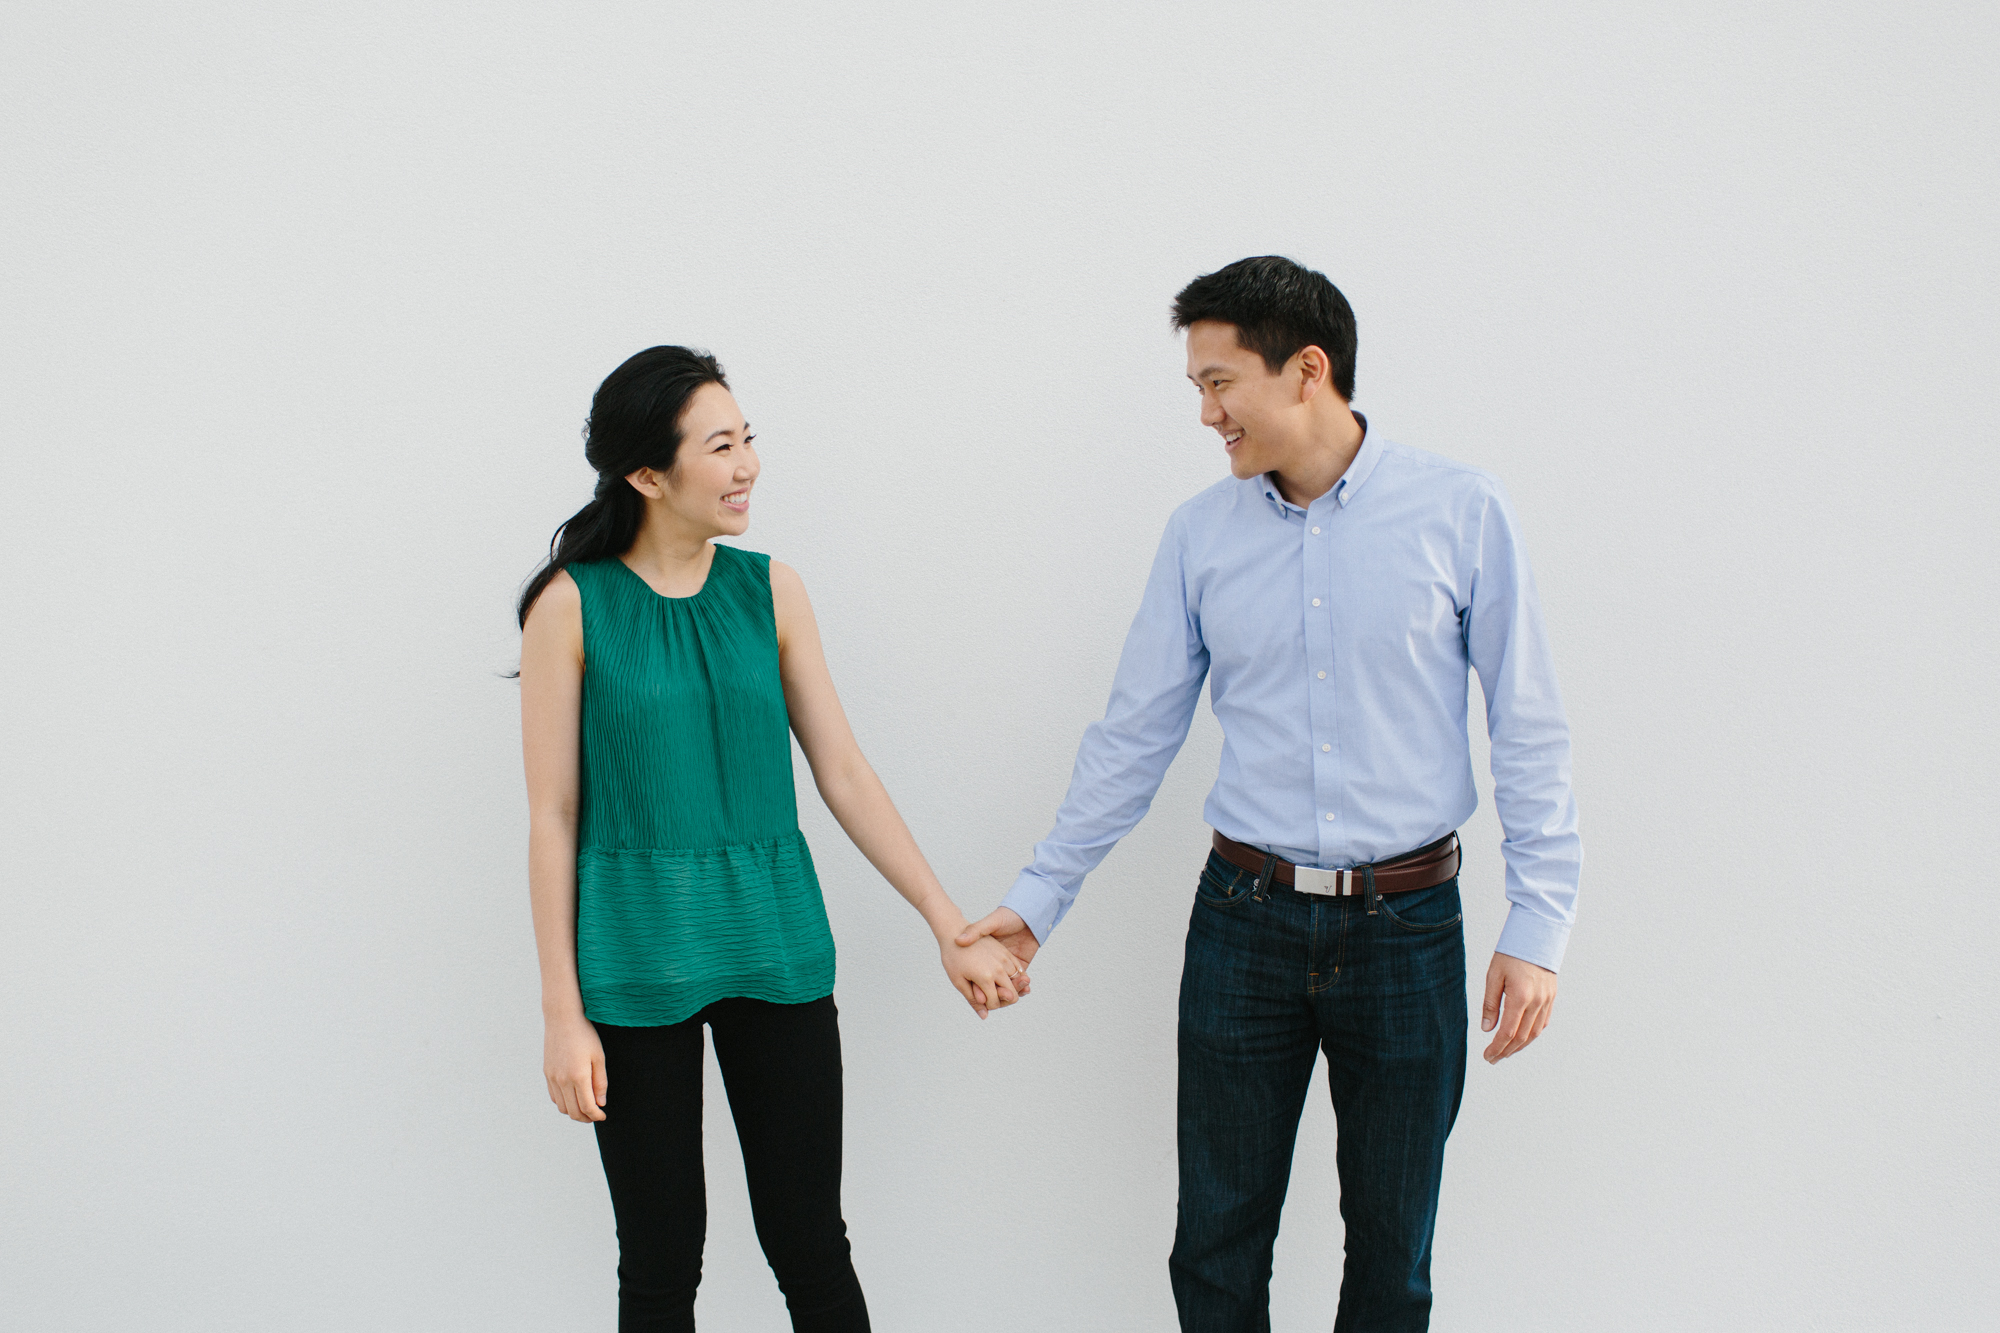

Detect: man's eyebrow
1188,366,1229,381
704,422,749,442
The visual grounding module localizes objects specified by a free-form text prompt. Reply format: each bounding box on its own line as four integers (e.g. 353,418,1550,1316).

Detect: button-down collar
1336,424,1384,505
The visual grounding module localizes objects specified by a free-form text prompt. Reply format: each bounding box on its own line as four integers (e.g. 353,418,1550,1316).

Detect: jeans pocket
1194,863,1250,908
1375,881,1463,933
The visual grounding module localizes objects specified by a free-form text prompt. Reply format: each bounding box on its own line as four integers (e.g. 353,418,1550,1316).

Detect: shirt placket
1302,486,1342,865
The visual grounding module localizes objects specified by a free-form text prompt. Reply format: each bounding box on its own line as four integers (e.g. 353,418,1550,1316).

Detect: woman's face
629,382,760,538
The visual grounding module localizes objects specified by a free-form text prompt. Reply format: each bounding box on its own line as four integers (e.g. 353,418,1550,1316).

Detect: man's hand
956,907,1040,981
1481,952,1557,1063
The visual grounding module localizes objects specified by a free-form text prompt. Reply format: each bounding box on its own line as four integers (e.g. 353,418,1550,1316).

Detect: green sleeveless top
569,546,834,1026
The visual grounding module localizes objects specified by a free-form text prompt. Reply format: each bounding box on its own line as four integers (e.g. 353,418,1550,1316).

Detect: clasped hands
939,906,1038,1019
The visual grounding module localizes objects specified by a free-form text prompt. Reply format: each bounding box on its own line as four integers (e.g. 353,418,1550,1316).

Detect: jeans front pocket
1194,858,1253,909
1375,877,1463,933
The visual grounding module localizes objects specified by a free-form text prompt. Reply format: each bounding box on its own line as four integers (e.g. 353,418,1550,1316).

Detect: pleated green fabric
570,546,834,1025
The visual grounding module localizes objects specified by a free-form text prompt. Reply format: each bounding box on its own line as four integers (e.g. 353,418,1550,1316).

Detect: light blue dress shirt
1002,427,1581,971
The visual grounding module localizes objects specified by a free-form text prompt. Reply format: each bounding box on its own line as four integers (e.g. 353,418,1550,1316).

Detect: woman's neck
621,512,717,597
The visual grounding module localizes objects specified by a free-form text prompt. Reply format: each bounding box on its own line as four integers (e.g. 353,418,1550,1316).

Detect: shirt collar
1259,411,1377,515
1337,413,1382,503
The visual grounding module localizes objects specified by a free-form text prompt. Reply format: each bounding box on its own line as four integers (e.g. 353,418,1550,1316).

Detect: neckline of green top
611,545,727,602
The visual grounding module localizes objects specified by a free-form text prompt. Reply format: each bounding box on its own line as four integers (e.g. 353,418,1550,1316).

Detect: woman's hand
941,935,1030,1019
544,1009,608,1122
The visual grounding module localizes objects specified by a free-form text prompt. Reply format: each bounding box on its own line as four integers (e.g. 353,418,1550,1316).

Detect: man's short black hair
1171,256,1358,400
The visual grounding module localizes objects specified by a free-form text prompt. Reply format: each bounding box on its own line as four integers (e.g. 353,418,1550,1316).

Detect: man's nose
1199,394,1224,427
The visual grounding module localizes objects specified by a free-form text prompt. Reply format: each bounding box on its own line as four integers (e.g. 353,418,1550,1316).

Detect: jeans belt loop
1253,850,1278,900
1363,864,1378,915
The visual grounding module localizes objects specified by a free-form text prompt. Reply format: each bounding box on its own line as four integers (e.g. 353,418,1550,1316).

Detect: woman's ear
624,466,667,499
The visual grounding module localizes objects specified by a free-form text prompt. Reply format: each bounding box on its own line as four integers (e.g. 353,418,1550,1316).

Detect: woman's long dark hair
517,346,729,627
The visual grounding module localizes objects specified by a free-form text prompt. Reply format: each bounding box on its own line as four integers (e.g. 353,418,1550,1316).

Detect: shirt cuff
1495,903,1570,973
1000,870,1068,944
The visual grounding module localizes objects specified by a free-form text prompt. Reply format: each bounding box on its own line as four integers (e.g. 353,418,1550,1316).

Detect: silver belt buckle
1293,866,1350,897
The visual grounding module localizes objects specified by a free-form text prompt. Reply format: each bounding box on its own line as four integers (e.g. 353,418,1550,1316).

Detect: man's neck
1268,406,1365,508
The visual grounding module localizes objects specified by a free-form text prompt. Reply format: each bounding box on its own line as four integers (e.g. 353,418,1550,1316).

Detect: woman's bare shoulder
523,568,583,642
767,558,805,593
769,559,813,610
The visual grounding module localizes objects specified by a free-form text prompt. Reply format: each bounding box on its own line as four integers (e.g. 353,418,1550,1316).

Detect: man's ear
1294,345,1331,402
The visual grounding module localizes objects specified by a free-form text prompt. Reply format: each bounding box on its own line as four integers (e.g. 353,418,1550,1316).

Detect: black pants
593,996,870,1332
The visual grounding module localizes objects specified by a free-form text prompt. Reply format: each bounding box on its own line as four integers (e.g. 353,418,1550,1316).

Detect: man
958,256,1580,1331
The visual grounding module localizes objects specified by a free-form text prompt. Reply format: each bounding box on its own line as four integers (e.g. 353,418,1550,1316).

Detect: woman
517,345,1026,1332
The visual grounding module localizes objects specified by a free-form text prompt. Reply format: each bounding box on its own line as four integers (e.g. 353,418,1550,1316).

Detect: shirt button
1317,670,1326,679
1311,526,1321,535
1312,598,1321,607
1322,743,1331,752
1325,812,1336,821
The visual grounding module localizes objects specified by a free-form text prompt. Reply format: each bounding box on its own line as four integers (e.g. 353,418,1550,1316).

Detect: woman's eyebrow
704,422,749,443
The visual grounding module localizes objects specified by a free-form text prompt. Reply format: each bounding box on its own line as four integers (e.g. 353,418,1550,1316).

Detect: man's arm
958,514,1210,962
1463,479,1581,1061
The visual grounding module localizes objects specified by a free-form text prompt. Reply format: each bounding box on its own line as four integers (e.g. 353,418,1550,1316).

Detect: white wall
3,3,1994,1329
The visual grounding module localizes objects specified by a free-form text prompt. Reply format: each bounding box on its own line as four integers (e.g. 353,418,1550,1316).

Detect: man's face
1184,320,1302,480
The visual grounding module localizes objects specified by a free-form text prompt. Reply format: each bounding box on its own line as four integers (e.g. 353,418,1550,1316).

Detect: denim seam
1308,902,1342,996
1332,902,1350,988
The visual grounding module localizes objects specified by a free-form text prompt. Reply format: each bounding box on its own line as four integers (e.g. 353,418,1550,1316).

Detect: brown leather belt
1210,829,1460,898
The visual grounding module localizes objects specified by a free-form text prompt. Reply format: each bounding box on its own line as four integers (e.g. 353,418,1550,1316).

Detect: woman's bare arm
520,571,607,1120
769,559,1025,1016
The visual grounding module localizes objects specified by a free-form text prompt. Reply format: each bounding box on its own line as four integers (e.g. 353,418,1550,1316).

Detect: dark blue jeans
1170,850,1468,1333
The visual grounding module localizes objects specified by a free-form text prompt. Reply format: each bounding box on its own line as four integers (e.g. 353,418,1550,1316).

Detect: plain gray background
3,3,1995,1329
